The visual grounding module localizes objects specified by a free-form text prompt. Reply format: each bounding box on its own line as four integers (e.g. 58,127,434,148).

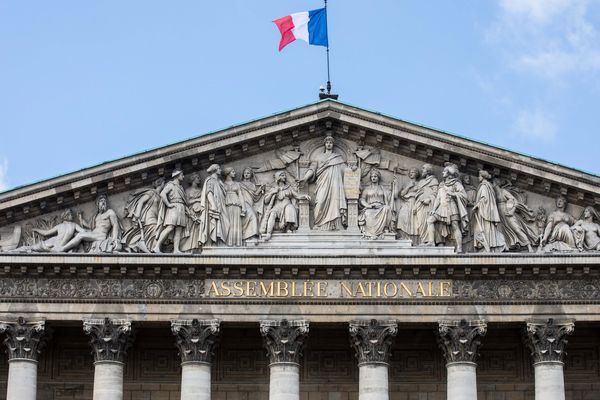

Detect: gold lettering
233,281,244,297
317,281,328,297
259,282,274,296
291,281,302,297
340,282,353,297
366,282,373,297
428,281,434,297
440,281,451,297
400,282,413,297
416,282,426,297
376,281,382,297
356,282,367,297
208,281,220,297
383,282,398,297
303,281,314,297
246,281,257,297
277,281,289,297
219,281,231,297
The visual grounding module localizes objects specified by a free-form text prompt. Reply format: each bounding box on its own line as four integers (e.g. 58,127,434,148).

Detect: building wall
0,324,598,400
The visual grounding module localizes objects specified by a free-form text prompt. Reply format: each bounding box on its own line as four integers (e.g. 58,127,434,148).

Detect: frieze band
2,278,600,302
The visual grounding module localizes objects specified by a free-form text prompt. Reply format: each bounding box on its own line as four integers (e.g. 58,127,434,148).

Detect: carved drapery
171,319,220,364
260,319,309,365
349,319,398,365
0,317,47,361
83,318,133,363
525,318,575,363
438,319,487,363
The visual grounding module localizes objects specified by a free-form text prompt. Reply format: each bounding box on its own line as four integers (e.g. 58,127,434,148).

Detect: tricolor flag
273,8,328,51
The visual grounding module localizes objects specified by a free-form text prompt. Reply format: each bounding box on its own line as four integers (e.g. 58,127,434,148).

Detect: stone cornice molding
525,318,575,364
349,319,398,366
260,319,309,365
438,319,487,364
171,319,220,364
0,317,47,361
83,318,133,363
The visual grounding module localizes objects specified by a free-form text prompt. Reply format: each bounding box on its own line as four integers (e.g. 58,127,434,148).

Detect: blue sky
1,0,599,191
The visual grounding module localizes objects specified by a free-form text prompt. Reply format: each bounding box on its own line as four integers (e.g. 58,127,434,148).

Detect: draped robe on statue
198,176,229,246
309,152,347,230
473,180,507,252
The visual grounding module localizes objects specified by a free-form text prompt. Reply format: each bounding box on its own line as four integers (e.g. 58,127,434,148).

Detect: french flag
273,8,328,51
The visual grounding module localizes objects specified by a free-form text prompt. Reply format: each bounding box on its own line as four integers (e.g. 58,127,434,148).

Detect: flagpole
320,0,338,99
325,0,331,94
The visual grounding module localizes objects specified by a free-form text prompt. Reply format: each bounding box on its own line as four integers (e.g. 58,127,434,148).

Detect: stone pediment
0,99,599,255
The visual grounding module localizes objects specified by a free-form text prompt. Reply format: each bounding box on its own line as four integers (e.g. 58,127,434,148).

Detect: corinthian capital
260,319,309,365
0,317,48,361
438,319,487,364
83,318,133,363
349,319,398,365
525,319,574,363
171,319,220,364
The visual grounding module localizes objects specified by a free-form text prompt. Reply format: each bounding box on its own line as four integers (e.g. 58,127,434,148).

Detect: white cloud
490,0,600,80
515,108,557,141
0,158,8,192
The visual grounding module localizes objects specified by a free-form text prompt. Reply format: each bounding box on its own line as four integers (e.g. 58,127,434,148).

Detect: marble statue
414,164,439,244
222,168,246,247
472,170,507,253
300,135,347,231
198,164,228,247
572,207,600,251
493,178,537,252
395,167,420,239
153,170,188,254
261,171,310,241
539,196,577,252
239,167,263,240
180,174,203,253
56,194,122,253
358,169,393,239
13,209,84,253
424,163,469,253
462,174,477,252
122,178,165,253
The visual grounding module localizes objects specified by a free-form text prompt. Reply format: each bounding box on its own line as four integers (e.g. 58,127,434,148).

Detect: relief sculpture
1,134,599,255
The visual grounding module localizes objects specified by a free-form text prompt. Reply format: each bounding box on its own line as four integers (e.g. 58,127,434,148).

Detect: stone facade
0,100,600,399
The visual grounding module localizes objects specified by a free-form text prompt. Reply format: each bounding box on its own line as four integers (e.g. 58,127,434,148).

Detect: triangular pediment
1,99,599,254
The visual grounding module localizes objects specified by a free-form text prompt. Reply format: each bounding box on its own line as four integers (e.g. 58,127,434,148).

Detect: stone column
83,318,133,400
349,319,398,400
0,317,48,400
260,319,309,400
171,319,220,400
524,319,575,400
438,319,487,400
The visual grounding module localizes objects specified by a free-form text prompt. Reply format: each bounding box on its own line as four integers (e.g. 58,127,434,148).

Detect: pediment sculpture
2,132,599,255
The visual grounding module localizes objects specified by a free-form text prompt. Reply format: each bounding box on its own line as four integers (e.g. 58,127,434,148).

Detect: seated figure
261,171,309,241
572,207,600,251
358,169,393,239
539,196,576,252
56,194,122,253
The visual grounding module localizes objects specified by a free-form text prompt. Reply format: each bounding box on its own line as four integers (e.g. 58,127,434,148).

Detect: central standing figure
300,135,347,230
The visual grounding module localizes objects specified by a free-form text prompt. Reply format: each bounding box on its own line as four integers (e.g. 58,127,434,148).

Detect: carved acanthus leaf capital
83,318,133,363
438,319,487,364
171,319,220,364
349,319,398,365
260,319,309,365
525,318,574,363
0,317,48,361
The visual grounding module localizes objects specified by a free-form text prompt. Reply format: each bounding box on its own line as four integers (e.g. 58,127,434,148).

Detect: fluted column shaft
350,319,398,400
84,318,133,400
0,318,47,400
438,319,487,400
525,319,574,400
261,319,309,400
172,319,220,400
